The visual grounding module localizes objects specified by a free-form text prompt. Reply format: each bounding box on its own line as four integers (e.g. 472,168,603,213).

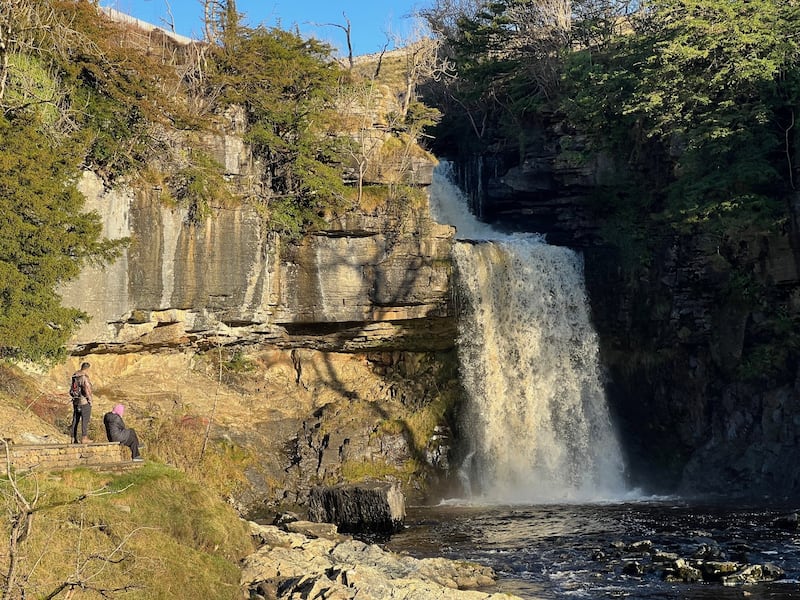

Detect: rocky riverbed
242,520,524,600
384,501,800,600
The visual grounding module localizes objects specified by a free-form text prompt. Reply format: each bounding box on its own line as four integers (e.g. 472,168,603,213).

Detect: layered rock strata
63,169,454,354
308,482,406,534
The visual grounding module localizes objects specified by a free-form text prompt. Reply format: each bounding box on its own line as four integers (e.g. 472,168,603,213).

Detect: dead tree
315,13,353,70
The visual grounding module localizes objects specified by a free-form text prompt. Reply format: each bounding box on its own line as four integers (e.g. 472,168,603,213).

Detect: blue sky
102,0,432,56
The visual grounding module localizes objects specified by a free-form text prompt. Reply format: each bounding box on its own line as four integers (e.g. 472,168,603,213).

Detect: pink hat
112,404,125,416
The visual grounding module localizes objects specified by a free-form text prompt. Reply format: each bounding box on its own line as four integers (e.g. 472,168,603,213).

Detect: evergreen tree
209,26,347,236
0,116,123,360
564,0,800,230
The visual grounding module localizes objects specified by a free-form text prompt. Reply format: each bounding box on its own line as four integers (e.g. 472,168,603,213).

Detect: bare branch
160,0,176,33
311,13,353,69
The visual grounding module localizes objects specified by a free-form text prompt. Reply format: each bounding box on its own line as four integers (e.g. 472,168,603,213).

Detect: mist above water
430,162,627,503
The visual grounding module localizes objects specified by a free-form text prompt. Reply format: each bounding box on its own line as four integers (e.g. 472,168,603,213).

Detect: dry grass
0,464,252,599
141,414,253,500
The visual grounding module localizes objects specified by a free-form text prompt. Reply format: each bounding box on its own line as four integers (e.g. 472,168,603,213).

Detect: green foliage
425,0,572,152
224,349,257,374
167,150,234,223
209,26,348,236
42,1,180,180
429,2,526,149
4,54,60,124
0,116,124,361
430,0,800,271
563,0,799,220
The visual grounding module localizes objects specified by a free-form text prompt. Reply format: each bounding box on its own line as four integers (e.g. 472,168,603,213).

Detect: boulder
721,563,785,586
284,520,342,541
308,481,405,534
697,560,740,581
661,558,702,583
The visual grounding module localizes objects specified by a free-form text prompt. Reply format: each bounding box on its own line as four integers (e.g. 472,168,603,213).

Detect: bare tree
393,20,453,119
336,75,385,202
203,0,228,45
314,12,354,70
420,0,483,42
160,0,177,33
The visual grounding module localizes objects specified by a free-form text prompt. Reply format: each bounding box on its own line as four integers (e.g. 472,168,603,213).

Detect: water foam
430,162,627,503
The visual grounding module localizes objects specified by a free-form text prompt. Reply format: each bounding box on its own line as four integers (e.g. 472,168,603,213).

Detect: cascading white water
430,162,627,503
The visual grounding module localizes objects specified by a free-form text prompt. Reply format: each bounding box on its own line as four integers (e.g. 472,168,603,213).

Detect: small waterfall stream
430,162,627,503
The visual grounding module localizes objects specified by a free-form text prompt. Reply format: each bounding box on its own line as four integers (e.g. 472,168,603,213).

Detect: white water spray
431,162,627,503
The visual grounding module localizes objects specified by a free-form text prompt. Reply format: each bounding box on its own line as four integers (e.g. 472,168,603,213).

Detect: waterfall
431,162,627,503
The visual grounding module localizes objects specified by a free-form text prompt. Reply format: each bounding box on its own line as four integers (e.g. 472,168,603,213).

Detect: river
385,500,800,599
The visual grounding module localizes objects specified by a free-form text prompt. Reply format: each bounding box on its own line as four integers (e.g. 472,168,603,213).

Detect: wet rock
622,561,644,576
662,558,702,583
772,512,799,530
591,549,606,561
610,541,625,550
721,563,785,586
625,540,653,554
696,560,740,581
272,512,300,527
692,542,724,560
308,481,405,534
651,550,679,563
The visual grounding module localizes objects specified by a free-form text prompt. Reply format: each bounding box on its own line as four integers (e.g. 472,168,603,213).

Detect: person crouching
103,404,143,462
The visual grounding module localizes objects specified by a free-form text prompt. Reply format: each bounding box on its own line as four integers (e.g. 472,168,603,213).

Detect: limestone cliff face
49,129,459,513
63,170,455,355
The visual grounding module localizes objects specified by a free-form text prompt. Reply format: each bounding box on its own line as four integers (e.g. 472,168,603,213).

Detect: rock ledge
242,521,524,600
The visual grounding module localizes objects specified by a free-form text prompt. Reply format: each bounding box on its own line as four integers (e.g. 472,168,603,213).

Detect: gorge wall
36,113,463,515
444,122,800,500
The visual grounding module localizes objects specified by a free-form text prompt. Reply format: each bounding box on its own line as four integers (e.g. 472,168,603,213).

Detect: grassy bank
0,461,253,599
0,364,254,599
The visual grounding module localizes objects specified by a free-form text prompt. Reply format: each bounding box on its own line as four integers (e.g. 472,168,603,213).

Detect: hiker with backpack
103,404,143,461
69,362,93,444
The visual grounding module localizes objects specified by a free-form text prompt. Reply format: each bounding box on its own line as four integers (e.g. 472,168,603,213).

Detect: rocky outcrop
446,123,614,247
242,521,521,600
308,482,406,534
62,167,454,354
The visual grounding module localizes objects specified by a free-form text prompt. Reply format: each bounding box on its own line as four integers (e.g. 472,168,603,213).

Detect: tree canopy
425,0,800,236
0,0,434,360
423,0,800,381
209,25,347,236
0,117,123,360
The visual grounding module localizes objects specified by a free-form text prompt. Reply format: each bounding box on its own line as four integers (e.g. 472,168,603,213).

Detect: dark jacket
103,412,128,443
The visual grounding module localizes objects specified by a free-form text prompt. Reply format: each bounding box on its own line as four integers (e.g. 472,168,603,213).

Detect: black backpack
69,374,84,400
